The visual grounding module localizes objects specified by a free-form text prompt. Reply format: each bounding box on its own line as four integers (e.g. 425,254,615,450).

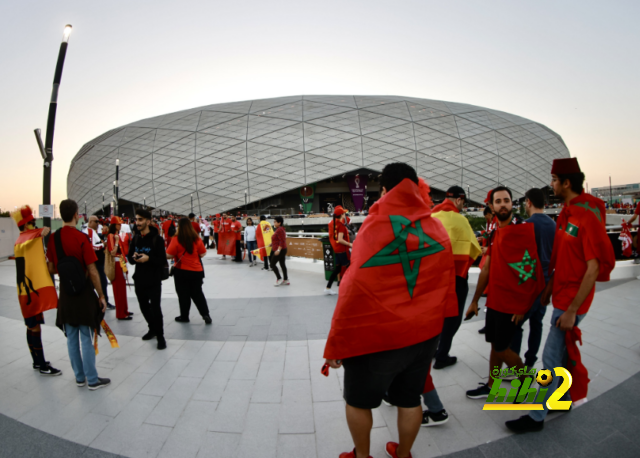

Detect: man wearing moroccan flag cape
465,187,545,400
11,205,62,376
507,158,615,434
216,214,236,258
323,163,457,458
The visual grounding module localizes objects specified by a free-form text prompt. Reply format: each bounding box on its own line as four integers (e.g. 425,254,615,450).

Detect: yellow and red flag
14,228,58,318
253,220,273,261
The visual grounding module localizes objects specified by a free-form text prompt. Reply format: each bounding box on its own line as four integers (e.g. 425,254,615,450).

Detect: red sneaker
339,449,373,458
385,442,413,458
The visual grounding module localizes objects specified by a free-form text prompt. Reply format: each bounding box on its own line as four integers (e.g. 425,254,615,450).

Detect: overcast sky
1,0,638,214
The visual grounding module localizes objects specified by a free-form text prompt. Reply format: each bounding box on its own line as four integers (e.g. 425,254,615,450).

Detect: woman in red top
107,216,132,320
167,218,211,324
324,206,352,295
270,216,289,286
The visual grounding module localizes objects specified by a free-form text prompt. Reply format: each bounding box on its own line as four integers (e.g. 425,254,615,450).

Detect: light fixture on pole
143,196,146,209
84,201,87,218
244,190,248,212
37,24,72,232
102,192,105,214
115,159,120,215
191,194,194,214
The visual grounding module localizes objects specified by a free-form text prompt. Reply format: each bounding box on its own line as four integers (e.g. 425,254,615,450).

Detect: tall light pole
84,200,87,218
115,159,120,215
37,24,72,230
191,193,194,214
102,192,105,215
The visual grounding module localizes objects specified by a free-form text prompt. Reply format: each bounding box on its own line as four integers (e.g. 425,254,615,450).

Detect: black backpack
54,230,86,296
167,222,176,237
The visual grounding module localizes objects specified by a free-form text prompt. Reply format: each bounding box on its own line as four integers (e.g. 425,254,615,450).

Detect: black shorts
485,308,521,352
335,252,350,267
24,313,45,328
342,334,439,409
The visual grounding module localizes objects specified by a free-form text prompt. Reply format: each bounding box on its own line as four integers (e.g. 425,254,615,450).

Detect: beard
495,208,512,222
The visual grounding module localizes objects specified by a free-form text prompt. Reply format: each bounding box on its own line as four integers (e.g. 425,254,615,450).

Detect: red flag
620,220,633,258
566,326,589,404
217,231,236,256
323,178,457,360
487,223,545,315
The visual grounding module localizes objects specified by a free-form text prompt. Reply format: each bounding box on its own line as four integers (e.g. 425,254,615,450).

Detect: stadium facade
67,95,570,216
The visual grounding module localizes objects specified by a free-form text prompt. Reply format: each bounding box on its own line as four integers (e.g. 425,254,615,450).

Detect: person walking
46,199,110,390
231,215,243,262
127,209,168,350
84,215,114,310
270,216,289,286
106,217,132,321
324,206,352,295
167,218,212,324
259,215,272,271
431,186,482,369
244,217,258,266
201,219,211,249
213,214,221,251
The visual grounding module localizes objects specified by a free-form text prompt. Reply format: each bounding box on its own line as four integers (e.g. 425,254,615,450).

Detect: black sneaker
433,356,457,370
157,337,167,350
117,316,133,321
422,409,449,427
106,303,116,310
142,332,156,341
203,316,212,325
478,326,486,334
175,316,190,323
466,383,491,399
128,312,134,316
88,378,111,391
76,379,87,387
39,364,62,376
505,415,544,433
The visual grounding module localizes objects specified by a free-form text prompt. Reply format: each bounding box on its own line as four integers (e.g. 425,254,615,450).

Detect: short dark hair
188,213,195,219
556,172,585,194
260,215,266,221
483,206,492,216
491,186,513,203
525,188,545,209
60,199,78,223
380,162,419,193
136,208,152,220
274,216,284,224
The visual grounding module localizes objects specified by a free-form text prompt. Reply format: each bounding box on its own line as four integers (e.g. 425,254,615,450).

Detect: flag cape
254,221,273,261
549,193,614,282
566,326,589,403
432,200,481,277
217,231,236,256
487,223,545,315
620,220,633,258
14,229,58,318
323,178,457,360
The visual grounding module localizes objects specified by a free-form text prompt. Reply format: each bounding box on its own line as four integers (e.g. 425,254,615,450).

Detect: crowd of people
8,156,631,458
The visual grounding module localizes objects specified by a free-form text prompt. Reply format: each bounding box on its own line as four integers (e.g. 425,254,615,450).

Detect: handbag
169,249,187,277
104,244,116,282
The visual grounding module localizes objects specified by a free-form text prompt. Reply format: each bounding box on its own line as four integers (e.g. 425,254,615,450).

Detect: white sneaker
274,280,283,287
324,288,337,295
281,280,290,286
249,262,253,267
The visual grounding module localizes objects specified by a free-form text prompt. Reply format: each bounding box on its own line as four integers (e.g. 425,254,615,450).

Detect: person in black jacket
128,209,167,350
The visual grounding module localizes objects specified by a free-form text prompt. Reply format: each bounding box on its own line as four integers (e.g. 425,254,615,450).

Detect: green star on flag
574,202,602,222
508,250,537,285
362,215,444,298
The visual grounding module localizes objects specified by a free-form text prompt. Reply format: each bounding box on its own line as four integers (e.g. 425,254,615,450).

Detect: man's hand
465,301,479,320
556,311,576,331
541,282,553,306
99,295,107,313
136,253,149,263
325,359,342,369
512,314,524,325
42,227,51,237
481,247,488,255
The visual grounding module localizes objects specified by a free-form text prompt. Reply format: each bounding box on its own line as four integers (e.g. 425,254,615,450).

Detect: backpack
167,222,176,237
54,230,86,296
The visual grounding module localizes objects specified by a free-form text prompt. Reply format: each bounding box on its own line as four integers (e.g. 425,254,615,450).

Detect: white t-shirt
120,223,132,235
82,227,104,250
202,223,211,236
244,226,257,242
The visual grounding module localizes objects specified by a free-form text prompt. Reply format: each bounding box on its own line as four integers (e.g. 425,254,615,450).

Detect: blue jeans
65,324,99,385
422,389,444,412
510,294,547,367
246,240,257,262
529,308,586,422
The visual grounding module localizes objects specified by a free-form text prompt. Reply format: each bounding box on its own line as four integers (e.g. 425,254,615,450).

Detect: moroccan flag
254,220,273,261
620,220,633,258
487,223,545,315
217,231,236,256
14,228,58,318
323,178,457,360
432,199,482,277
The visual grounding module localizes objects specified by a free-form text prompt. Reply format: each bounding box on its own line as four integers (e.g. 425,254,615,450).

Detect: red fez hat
11,205,35,227
484,190,493,204
110,216,123,225
334,206,347,216
551,158,581,175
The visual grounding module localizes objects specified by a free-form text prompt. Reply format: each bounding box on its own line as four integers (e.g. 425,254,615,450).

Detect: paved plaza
0,254,639,458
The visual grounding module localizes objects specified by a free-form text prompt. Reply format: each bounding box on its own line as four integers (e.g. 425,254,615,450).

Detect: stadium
67,95,571,216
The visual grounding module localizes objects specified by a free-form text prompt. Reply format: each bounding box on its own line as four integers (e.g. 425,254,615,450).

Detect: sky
1,0,638,214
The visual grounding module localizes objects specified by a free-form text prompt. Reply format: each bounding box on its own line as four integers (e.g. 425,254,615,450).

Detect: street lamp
115,159,120,215
191,193,194,214
36,24,72,231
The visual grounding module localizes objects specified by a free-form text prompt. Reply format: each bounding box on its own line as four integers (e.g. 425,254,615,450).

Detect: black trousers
271,248,288,280
173,269,210,319
95,250,110,305
213,232,218,249
263,252,270,269
203,235,210,249
234,240,242,262
434,275,469,362
134,282,164,337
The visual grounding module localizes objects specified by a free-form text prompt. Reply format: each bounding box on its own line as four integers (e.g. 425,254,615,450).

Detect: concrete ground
0,252,639,458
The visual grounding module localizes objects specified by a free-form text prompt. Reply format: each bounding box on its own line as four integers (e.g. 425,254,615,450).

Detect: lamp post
84,201,87,218
191,193,194,214
115,159,120,215
112,181,117,216
143,196,146,209
102,192,105,215
35,24,72,231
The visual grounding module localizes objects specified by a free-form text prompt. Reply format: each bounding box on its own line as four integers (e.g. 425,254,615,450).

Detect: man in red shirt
189,213,201,236
230,215,243,262
162,216,176,249
47,199,110,391
324,206,352,295
212,214,221,250
506,157,615,433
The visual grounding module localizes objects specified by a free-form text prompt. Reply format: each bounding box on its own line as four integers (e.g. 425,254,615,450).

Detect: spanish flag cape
323,178,457,360
14,228,58,318
432,199,481,278
253,220,273,261
486,223,545,315
217,218,236,256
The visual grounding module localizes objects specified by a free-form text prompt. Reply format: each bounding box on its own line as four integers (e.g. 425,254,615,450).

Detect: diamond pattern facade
67,96,570,215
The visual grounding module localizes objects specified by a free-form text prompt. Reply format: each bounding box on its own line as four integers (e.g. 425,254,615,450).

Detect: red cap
551,158,581,175
110,216,123,225
334,206,347,216
484,190,493,204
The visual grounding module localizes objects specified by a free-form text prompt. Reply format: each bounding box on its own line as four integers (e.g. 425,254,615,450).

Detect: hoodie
127,225,167,286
